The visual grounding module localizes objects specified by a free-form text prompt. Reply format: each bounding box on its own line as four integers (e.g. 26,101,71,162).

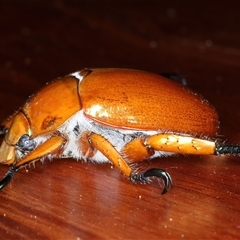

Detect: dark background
1,1,240,239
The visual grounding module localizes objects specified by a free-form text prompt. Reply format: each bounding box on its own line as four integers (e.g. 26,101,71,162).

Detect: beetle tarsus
0,167,19,190
130,172,150,184
216,144,240,155
130,168,172,194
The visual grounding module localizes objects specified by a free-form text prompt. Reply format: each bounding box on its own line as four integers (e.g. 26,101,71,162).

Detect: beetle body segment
79,69,219,136
23,76,82,137
0,68,233,194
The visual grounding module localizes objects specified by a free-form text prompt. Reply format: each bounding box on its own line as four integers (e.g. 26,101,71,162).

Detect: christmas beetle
0,68,239,194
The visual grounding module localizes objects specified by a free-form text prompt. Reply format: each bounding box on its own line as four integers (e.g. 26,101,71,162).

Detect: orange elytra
0,68,239,194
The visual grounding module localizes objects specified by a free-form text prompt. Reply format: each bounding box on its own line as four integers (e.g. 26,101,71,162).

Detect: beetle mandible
0,68,239,194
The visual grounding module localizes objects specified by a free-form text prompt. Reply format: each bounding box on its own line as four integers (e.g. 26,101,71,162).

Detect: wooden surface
1,1,240,239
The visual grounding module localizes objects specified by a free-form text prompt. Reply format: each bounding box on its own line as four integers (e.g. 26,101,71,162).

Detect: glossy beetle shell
23,76,81,137
79,69,219,136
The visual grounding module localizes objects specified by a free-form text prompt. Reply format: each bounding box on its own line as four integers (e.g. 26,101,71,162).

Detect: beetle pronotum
0,68,239,194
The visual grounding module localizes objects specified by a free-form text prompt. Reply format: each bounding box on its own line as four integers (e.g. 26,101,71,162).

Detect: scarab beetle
0,68,239,194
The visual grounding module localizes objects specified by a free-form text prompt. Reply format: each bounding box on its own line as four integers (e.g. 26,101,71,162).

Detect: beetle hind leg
87,132,132,176
121,137,155,162
88,133,172,194
131,168,172,194
216,144,240,155
145,133,216,155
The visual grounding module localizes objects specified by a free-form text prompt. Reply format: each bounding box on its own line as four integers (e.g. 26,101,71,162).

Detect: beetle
0,68,239,194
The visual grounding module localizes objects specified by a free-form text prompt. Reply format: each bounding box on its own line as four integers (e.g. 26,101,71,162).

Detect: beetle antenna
130,168,173,194
0,167,19,190
216,144,240,155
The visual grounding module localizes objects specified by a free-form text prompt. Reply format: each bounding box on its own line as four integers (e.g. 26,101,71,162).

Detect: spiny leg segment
1,132,240,193
88,132,173,194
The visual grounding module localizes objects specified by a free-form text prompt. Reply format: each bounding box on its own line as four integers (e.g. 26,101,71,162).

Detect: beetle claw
0,167,19,190
130,168,173,194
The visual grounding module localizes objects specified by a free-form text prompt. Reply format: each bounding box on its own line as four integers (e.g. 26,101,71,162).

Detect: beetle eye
17,134,36,151
0,126,8,136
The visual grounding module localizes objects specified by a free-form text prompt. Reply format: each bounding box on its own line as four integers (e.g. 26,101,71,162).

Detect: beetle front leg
0,135,65,190
0,166,19,190
15,135,65,167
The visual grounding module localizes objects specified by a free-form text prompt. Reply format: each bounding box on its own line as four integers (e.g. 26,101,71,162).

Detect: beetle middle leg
87,133,172,194
87,132,132,177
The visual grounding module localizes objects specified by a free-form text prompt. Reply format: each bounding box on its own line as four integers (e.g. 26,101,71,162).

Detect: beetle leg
88,133,172,194
0,135,65,190
216,144,240,155
121,137,155,162
131,168,172,194
122,133,216,194
145,134,216,155
87,133,132,177
79,131,96,158
121,138,172,194
0,166,19,190
15,135,65,167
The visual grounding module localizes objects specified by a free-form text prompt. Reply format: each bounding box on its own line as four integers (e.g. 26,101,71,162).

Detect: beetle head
0,111,32,165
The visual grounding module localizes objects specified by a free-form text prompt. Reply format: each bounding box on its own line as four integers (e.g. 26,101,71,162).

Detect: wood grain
1,1,240,239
